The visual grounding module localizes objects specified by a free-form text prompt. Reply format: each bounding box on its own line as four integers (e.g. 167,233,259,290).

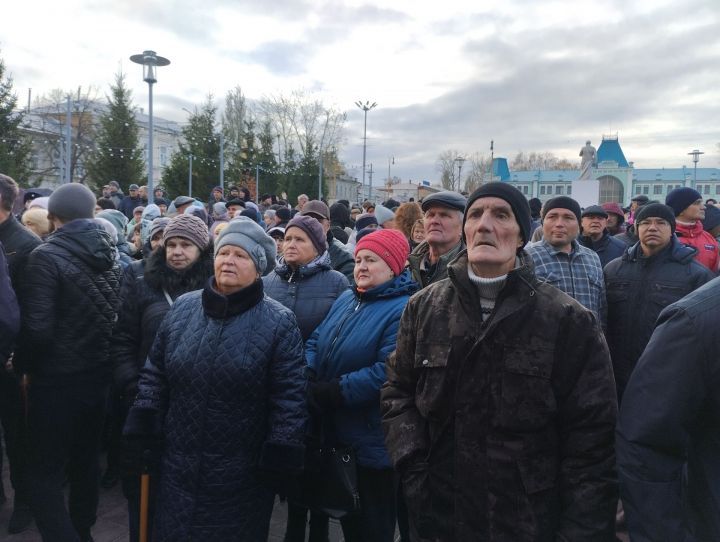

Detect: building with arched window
496,135,720,205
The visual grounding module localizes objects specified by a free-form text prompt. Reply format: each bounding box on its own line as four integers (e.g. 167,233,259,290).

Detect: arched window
597,175,624,204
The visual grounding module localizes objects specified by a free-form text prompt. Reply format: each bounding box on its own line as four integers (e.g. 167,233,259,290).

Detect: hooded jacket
675,220,720,272
262,251,349,341
306,269,418,469
17,219,121,383
603,237,714,402
382,251,618,541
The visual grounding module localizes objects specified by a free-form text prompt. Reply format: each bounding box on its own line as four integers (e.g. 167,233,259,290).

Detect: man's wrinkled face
464,197,522,277
581,214,607,237
423,205,463,248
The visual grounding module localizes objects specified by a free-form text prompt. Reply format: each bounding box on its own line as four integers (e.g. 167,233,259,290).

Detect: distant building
500,135,720,204
20,101,182,188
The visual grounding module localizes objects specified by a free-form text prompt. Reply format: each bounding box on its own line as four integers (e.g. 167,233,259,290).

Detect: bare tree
436,149,465,191
511,151,578,171
464,153,493,193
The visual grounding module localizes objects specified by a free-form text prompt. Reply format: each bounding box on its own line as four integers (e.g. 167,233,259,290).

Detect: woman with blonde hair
21,208,52,239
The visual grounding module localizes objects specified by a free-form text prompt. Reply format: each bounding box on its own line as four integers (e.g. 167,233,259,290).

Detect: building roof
597,136,629,167
632,168,720,182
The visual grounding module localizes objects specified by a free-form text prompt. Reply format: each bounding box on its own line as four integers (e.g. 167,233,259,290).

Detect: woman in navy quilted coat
124,217,307,542
306,229,418,542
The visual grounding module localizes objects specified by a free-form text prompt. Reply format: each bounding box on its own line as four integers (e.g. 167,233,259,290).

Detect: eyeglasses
637,219,671,228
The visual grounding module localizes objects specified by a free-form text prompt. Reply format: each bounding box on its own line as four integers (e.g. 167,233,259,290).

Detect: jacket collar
202,277,264,319
353,268,419,301
626,236,697,265
274,251,332,281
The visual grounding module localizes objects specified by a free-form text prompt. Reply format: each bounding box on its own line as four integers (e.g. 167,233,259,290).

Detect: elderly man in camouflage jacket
382,182,618,541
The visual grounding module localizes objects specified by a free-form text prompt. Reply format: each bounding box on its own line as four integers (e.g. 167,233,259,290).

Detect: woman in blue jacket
306,228,418,542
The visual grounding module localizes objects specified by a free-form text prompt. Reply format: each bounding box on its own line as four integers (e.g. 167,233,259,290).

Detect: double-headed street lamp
130,50,170,205
454,156,466,191
355,100,377,201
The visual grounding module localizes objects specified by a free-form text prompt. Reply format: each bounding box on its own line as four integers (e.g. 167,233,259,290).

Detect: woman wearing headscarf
263,215,348,542
305,229,418,542
112,214,214,540
123,217,307,541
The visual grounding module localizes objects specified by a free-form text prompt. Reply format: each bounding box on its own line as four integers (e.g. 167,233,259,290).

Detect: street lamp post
688,149,704,189
454,156,466,192
130,50,170,205
188,154,193,197
355,100,377,202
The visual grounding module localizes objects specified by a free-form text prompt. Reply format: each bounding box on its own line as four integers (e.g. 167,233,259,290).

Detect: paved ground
0,454,346,542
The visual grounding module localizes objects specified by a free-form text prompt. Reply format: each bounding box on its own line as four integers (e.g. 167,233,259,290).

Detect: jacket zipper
324,298,362,367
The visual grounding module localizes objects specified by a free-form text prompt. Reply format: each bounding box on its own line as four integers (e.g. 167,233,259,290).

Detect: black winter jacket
125,279,307,541
112,247,214,395
382,251,618,541
0,243,19,362
604,238,714,401
327,231,354,282
0,214,41,288
617,277,720,542
262,251,348,340
579,230,626,267
17,219,121,383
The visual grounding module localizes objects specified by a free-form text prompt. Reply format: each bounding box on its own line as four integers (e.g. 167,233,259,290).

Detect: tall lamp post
130,50,170,205
355,100,376,201
454,156,466,192
688,149,704,189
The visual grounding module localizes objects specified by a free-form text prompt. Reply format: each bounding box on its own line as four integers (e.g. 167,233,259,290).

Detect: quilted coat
306,269,419,469
262,251,349,341
127,278,307,541
382,252,618,541
17,219,121,383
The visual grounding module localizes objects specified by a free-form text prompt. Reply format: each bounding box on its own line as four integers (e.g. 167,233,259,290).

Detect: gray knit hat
48,183,96,221
148,217,171,240
162,214,210,249
215,217,277,276
96,209,129,238
373,204,395,226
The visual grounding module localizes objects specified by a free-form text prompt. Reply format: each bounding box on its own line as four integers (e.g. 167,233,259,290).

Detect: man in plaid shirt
526,196,607,326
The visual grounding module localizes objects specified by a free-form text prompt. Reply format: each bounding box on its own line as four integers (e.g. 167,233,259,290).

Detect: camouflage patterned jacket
381,251,618,542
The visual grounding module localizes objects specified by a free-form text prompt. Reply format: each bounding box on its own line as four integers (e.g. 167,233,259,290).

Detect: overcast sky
3,0,719,185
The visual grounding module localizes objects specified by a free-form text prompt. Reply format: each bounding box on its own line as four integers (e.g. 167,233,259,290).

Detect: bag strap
162,288,174,306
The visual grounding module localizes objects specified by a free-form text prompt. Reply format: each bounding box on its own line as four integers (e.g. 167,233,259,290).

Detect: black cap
421,191,467,213
581,205,608,219
542,196,582,223
225,198,246,208
631,194,649,204
464,182,532,246
635,203,676,233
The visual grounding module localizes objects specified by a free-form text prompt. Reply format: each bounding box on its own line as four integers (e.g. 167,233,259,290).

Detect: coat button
422,359,429,366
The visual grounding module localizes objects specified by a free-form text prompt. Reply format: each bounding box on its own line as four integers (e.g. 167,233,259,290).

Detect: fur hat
354,229,409,277
215,217,277,276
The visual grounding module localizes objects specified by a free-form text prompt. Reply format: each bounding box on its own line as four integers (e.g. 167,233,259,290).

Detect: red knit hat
354,229,409,277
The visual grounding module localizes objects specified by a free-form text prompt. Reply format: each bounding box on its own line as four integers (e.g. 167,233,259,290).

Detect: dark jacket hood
48,219,115,272
274,251,333,280
354,268,419,300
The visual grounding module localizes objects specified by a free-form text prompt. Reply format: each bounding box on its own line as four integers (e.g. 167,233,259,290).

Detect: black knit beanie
464,182,532,245
542,196,581,223
635,203,676,233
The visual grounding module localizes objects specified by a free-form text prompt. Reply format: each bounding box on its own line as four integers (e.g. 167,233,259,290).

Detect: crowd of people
0,172,719,542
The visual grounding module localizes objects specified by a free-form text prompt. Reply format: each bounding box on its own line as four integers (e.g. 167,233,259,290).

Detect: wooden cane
139,472,150,542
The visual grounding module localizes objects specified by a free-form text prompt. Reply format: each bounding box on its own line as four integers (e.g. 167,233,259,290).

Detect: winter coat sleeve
124,308,172,439
17,249,59,370
553,308,618,541
339,315,400,407
0,246,19,362
616,305,705,542
112,265,143,392
259,311,307,474
381,300,430,471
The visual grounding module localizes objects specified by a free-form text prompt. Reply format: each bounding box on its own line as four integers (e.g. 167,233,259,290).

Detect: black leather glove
309,379,344,411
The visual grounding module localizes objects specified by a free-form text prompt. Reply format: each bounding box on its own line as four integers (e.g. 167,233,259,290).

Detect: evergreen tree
255,120,279,196
162,98,221,200
0,53,32,185
85,73,145,192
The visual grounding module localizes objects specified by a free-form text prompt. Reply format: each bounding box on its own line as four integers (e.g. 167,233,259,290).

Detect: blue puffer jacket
306,269,418,469
126,279,307,541
263,252,349,341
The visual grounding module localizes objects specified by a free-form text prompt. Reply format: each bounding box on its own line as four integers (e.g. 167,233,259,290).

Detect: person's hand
121,437,163,477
